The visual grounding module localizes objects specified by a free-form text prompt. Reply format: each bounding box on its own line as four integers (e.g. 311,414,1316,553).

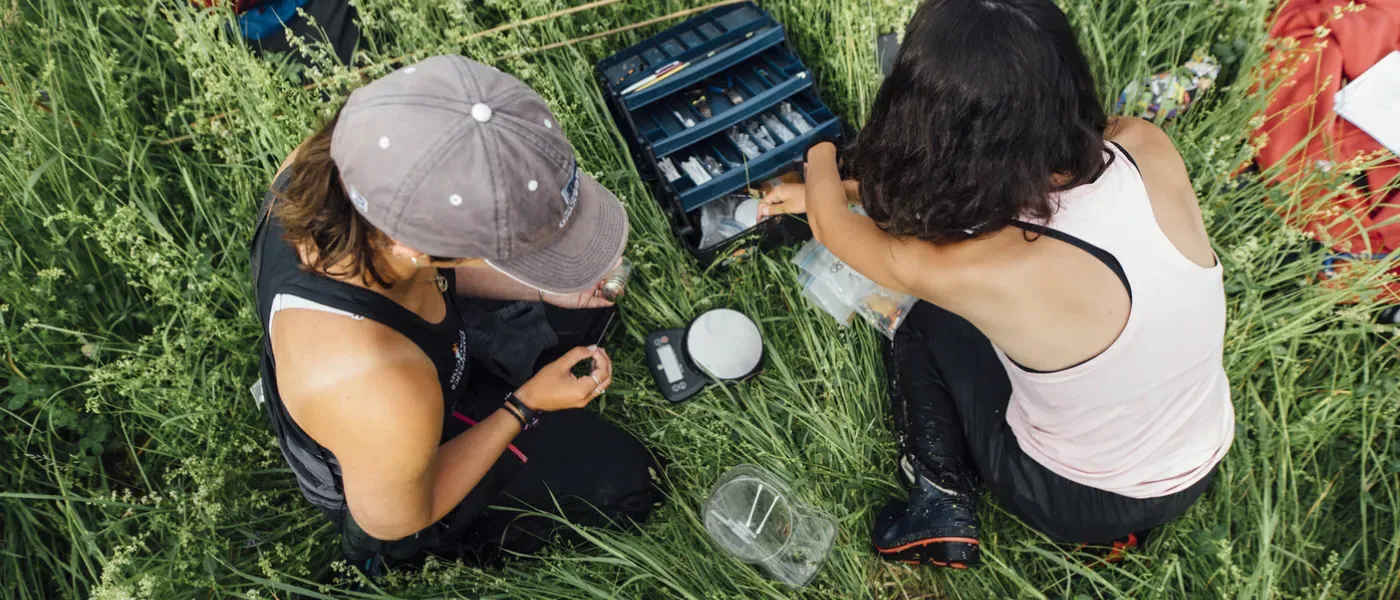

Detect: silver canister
600,257,633,302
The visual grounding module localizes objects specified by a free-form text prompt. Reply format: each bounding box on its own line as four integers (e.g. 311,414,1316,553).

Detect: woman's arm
454,263,555,301
308,355,519,540
454,263,616,309
294,333,612,540
802,142,925,296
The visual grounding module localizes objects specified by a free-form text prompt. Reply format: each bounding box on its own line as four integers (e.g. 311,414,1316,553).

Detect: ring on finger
590,374,602,387
594,386,604,396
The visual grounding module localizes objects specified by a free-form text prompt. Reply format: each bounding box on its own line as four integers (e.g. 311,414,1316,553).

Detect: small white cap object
471,103,493,122
687,309,762,380
733,198,760,228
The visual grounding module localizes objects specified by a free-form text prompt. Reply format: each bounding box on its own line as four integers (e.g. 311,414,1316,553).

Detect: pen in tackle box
621,32,759,97
630,62,692,94
619,60,681,95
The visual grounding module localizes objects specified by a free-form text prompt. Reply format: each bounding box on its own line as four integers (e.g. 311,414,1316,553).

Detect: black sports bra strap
1108,141,1141,174
1007,220,1133,374
1010,220,1132,301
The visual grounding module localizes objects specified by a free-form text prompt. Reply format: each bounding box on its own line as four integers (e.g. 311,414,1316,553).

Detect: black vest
250,171,470,512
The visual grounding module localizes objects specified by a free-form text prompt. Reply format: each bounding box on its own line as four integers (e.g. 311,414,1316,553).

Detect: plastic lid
703,465,838,588
706,474,794,563
733,198,760,228
686,309,762,380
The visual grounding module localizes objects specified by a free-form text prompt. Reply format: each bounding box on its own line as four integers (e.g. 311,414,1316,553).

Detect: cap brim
488,174,628,294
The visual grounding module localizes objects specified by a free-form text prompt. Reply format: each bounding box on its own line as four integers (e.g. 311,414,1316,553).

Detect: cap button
471,103,493,122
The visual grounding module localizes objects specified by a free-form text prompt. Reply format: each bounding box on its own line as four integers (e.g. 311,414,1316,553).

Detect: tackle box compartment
595,1,842,266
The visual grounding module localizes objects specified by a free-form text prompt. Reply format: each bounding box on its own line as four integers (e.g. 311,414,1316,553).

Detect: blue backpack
236,0,312,41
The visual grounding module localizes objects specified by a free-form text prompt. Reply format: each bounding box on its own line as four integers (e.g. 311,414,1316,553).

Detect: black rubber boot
872,456,981,568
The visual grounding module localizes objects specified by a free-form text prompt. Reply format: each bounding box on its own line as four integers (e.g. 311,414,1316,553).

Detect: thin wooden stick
159,0,740,146
159,132,196,146
304,0,628,92
5,350,27,382
161,0,627,145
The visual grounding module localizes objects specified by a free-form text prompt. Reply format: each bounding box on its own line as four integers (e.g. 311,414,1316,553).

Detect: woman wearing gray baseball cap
249,55,660,571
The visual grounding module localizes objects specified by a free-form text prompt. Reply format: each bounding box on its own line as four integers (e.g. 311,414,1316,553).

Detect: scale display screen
657,345,684,383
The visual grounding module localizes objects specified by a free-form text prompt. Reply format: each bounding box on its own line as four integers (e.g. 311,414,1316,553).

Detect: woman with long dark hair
250,55,660,572
761,0,1232,568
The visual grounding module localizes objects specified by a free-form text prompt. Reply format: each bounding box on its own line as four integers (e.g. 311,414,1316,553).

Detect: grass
2,0,1398,597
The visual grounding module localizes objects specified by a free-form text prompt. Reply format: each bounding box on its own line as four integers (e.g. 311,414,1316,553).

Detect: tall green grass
2,0,1397,598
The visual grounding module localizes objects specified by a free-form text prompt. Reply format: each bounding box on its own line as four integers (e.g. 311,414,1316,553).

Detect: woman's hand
759,142,860,221
540,281,616,309
513,345,612,412
759,182,808,219
539,257,622,308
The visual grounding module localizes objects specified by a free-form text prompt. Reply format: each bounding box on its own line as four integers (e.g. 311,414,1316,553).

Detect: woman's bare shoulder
1105,118,1217,267
1107,118,1176,156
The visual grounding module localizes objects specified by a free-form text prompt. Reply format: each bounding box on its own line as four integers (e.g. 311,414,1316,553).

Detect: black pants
887,301,1213,544
336,305,662,569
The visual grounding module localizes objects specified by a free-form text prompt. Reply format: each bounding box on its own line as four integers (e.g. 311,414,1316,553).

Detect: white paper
1335,51,1400,155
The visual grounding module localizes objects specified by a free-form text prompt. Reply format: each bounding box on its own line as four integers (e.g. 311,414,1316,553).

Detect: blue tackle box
595,1,842,265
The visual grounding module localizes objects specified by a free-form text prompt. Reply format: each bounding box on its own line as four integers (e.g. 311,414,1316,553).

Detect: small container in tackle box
595,1,843,266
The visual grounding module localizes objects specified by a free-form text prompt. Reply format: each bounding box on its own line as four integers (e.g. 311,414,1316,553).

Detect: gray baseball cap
331,54,628,293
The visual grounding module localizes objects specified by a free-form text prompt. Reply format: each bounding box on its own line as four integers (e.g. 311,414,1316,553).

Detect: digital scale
645,308,764,403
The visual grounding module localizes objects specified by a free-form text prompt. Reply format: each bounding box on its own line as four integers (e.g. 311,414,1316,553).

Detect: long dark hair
271,112,463,288
850,0,1110,242
272,111,396,287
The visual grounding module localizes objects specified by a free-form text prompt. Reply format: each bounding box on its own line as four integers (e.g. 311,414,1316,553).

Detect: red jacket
1255,0,1400,295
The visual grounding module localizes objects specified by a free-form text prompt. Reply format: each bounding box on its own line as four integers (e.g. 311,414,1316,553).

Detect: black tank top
250,170,471,512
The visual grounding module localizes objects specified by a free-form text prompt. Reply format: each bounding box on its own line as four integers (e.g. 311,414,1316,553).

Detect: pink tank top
994,143,1234,499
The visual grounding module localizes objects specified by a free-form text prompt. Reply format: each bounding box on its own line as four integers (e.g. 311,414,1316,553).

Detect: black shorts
887,301,1215,544
335,305,663,569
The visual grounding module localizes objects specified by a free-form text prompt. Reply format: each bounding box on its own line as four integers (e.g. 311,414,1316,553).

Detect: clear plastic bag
699,194,749,249
798,273,856,324
761,113,796,143
792,238,916,339
658,157,683,182
249,378,266,408
793,243,874,309
778,102,812,134
794,249,856,324
700,154,727,176
854,288,917,339
745,120,777,151
728,126,762,159
680,156,711,185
